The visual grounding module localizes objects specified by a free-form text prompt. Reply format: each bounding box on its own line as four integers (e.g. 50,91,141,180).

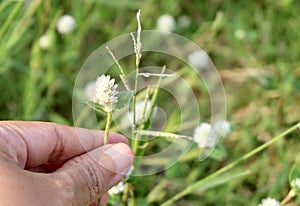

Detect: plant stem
281,189,296,205
161,122,300,206
104,112,112,145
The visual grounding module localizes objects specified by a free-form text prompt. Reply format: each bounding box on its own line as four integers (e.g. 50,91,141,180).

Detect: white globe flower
234,29,246,40
108,182,125,195
56,15,76,34
187,50,210,70
156,14,176,32
193,123,218,148
294,178,300,190
178,15,191,28
95,75,118,112
258,197,280,206
213,120,231,137
38,34,50,49
121,100,156,128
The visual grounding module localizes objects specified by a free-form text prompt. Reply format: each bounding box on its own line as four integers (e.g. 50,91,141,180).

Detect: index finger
0,121,128,168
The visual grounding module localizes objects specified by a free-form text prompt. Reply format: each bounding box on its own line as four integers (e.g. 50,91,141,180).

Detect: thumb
52,143,133,206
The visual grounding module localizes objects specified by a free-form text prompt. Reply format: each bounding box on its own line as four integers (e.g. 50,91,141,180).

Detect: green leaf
209,144,227,161
85,101,106,113
115,90,133,110
289,164,300,194
192,169,251,193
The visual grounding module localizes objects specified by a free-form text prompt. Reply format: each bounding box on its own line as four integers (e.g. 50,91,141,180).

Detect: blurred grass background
0,0,300,205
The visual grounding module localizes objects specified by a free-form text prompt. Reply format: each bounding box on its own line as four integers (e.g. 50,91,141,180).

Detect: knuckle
57,157,107,204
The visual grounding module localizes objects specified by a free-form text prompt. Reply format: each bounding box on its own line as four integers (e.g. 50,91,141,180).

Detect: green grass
0,0,300,205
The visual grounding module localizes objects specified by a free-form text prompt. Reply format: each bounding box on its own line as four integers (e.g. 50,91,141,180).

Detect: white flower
38,34,50,49
294,178,300,190
178,15,191,28
193,123,218,148
157,14,176,32
234,29,246,40
187,50,210,70
258,197,280,206
121,100,156,127
84,81,96,101
213,120,231,137
95,75,118,112
108,181,125,195
56,15,76,34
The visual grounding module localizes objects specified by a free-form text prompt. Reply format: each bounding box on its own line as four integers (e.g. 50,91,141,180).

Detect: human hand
0,121,133,206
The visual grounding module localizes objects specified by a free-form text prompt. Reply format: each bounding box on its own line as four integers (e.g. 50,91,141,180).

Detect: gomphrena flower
213,120,231,137
293,178,300,190
108,181,125,195
95,75,118,112
187,50,210,70
258,197,280,206
156,14,176,32
193,123,218,148
108,166,134,195
56,15,76,34
38,34,50,50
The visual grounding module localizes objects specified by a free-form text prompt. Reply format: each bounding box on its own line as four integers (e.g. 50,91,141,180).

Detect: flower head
157,14,176,32
213,120,231,137
187,50,210,70
120,100,156,128
38,34,50,49
108,181,125,195
57,15,76,34
293,178,300,190
178,15,191,28
95,75,118,112
193,123,218,148
258,197,280,206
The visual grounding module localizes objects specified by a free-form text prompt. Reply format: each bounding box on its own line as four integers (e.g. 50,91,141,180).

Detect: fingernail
103,143,133,174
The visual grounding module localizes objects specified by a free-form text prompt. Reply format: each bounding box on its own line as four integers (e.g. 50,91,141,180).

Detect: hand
0,121,133,206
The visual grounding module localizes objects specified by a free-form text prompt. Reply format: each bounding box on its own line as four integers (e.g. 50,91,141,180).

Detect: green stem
104,112,112,145
280,189,296,205
0,0,23,43
161,122,300,206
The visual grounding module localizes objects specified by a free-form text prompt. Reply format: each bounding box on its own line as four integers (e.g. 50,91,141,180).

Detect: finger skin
0,121,128,168
0,121,133,206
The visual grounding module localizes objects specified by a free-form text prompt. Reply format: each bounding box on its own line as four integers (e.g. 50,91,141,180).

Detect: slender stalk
131,10,142,154
280,189,296,205
104,112,112,145
106,46,130,91
161,122,300,206
134,130,193,141
122,183,129,206
0,0,23,43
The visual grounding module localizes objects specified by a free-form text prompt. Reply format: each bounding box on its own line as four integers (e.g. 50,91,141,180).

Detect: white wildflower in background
38,34,50,50
121,100,156,127
258,197,280,206
193,123,218,148
234,29,246,40
56,15,76,34
187,50,210,70
108,166,134,195
84,81,96,101
294,178,300,190
213,120,231,137
156,14,176,32
95,75,118,112
178,15,191,28
108,181,125,195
